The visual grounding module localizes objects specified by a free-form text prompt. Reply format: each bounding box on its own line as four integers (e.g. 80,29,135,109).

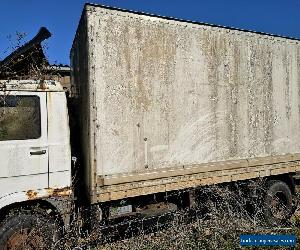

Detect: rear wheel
262,180,294,226
0,210,60,250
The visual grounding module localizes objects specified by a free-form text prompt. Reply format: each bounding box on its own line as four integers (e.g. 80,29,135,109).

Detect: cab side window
0,95,41,141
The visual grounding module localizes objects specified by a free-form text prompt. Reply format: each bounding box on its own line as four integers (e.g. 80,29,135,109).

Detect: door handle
30,150,47,155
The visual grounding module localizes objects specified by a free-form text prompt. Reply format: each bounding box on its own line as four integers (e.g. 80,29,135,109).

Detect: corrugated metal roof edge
84,2,300,42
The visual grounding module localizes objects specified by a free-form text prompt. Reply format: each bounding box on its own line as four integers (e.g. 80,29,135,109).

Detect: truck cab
0,80,72,249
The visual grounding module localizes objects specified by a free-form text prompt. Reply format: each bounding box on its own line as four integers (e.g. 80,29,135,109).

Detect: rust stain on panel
47,187,72,197
26,190,38,200
26,187,72,200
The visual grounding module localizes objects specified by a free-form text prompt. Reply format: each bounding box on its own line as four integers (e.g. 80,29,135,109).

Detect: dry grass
5,181,298,249
90,183,300,250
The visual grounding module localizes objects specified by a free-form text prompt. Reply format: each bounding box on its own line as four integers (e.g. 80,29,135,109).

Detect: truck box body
71,4,300,203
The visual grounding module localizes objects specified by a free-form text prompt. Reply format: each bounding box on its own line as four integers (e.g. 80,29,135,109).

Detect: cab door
0,91,48,198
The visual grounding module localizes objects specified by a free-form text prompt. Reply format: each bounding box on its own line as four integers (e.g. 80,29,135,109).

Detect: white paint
150,145,169,152
0,82,71,210
72,5,300,193
0,91,48,182
47,92,71,187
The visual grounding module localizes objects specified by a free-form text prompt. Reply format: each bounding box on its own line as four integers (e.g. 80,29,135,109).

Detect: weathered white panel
49,171,71,188
71,5,300,192
47,92,71,172
71,12,93,193
0,91,49,200
0,174,48,197
47,92,71,188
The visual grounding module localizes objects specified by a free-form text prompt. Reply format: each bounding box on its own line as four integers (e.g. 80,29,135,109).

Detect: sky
1,0,300,65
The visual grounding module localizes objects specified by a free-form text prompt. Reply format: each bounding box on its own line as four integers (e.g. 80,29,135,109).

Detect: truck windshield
0,95,41,141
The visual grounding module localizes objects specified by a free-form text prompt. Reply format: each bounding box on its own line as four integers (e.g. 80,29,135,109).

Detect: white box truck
1,3,300,248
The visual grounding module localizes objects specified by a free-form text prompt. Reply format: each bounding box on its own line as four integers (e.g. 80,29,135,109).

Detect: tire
262,180,294,226
0,210,60,250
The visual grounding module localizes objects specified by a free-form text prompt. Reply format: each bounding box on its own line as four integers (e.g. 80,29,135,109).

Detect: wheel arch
0,195,70,229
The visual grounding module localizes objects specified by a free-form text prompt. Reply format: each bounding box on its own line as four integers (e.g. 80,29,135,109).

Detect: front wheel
0,210,60,250
262,180,295,226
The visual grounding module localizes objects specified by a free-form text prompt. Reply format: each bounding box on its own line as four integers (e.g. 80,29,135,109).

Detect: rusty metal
26,187,72,201
26,190,38,200
47,186,72,197
5,228,44,249
136,202,178,217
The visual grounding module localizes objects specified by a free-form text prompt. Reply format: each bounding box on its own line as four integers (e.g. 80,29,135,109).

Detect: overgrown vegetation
94,183,300,250
1,180,298,249
42,180,298,250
